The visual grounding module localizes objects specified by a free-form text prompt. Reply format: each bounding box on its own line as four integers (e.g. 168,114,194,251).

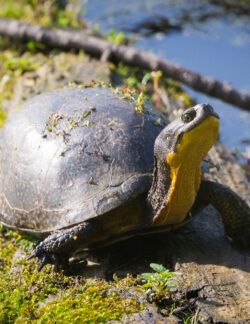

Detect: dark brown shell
0,87,165,234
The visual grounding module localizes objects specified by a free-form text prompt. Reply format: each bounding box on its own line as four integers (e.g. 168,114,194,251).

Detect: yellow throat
153,116,219,226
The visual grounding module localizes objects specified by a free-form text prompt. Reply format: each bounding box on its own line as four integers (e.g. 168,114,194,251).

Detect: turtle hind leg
194,179,250,249
27,222,96,271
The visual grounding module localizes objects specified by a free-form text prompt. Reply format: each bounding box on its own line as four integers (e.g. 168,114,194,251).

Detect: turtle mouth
174,115,220,157
174,113,219,153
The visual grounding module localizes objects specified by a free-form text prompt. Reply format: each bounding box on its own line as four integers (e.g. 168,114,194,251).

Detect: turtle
0,86,249,271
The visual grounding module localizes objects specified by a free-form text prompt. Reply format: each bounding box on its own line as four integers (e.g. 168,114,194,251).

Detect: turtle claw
27,250,37,260
27,223,91,270
38,255,48,271
32,251,68,271
28,240,69,271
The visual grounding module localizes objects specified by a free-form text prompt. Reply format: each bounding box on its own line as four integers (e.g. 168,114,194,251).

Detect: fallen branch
0,18,249,111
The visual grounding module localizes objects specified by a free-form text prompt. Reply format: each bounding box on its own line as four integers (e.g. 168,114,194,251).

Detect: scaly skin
194,180,250,248
28,222,95,271
29,179,250,271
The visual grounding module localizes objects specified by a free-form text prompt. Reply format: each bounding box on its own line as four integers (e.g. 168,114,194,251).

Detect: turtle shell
0,87,165,234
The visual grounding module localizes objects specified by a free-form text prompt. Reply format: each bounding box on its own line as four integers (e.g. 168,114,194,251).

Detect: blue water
81,0,250,154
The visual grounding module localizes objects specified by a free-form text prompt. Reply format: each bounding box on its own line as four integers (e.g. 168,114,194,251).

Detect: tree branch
0,18,249,111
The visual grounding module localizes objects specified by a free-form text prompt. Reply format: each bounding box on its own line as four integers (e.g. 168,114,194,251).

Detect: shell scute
0,87,165,232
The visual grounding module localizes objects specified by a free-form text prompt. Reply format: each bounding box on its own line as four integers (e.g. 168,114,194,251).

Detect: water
81,0,250,154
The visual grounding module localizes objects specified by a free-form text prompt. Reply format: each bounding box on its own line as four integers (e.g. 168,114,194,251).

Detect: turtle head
154,103,219,159
149,103,220,226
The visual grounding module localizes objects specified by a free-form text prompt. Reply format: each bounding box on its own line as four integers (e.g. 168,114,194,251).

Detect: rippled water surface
81,0,250,154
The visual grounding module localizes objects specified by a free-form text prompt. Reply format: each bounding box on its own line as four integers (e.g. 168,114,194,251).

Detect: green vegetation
0,48,48,127
140,263,181,302
106,28,127,45
0,0,85,28
0,0,86,128
0,109,6,128
114,62,194,110
0,226,143,323
37,281,141,323
0,226,197,323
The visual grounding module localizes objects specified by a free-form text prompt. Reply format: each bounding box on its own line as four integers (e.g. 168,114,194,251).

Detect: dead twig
0,18,249,111
172,297,199,315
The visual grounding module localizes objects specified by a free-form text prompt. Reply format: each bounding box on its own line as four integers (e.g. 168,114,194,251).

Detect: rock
38,294,60,309
108,305,173,324
3,53,110,116
12,246,26,262
169,142,250,324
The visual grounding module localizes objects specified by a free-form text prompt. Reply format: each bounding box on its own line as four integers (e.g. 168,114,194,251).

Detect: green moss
0,226,143,323
105,28,127,45
0,109,6,128
2,51,42,73
115,62,194,109
37,282,142,323
0,0,85,109
165,78,194,107
0,0,85,29
0,49,48,127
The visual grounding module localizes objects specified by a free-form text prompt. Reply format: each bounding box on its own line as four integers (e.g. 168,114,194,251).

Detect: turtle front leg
193,179,250,248
28,222,96,271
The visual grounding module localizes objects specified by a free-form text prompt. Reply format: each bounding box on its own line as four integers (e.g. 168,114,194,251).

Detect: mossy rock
0,229,146,323
2,52,111,117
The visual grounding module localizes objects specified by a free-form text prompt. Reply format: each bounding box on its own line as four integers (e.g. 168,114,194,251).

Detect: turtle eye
181,109,196,123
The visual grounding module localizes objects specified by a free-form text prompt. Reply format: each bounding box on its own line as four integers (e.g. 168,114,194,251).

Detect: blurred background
79,0,250,159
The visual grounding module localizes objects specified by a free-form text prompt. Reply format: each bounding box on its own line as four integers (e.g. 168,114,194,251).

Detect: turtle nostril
203,103,214,112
